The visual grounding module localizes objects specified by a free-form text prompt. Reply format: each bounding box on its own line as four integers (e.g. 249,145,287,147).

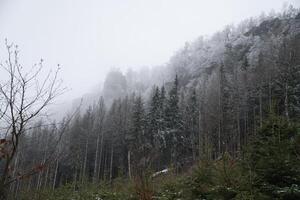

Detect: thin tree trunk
82,135,89,183
269,80,272,112
128,150,131,180
284,82,289,122
253,107,256,136
27,160,34,191
79,158,84,183
236,109,241,155
52,159,59,190
27,177,32,191
103,149,108,181
74,166,78,191
244,111,247,146
198,109,202,159
39,132,49,190
218,66,224,156
37,159,46,190
9,151,19,194
109,143,114,183
191,121,196,161
36,170,42,190
93,130,101,183
14,180,20,200
44,167,50,189
259,88,263,128
97,131,104,180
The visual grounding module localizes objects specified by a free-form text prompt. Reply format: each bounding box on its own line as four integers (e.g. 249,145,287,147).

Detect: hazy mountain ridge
166,11,300,91
98,9,299,104
63,9,300,116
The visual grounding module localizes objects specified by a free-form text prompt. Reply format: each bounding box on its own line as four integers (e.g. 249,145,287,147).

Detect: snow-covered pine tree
274,36,300,121
185,88,199,161
129,96,150,172
165,75,183,168
147,86,161,147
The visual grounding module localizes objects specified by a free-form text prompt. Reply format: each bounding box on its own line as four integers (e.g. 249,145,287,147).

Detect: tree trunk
236,109,241,156
9,151,19,195
198,109,202,159
104,149,108,181
82,136,89,183
93,130,101,183
74,166,78,191
284,82,289,122
128,150,132,179
269,80,272,112
36,170,42,190
14,180,20,200
52,159,59,190
44,167,50,189
259,88,263,128
191,121,196,161
97,131,104,180
109,144,114,183
253,107,256,136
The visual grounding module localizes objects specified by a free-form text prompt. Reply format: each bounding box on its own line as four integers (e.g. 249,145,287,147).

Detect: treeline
6,8,300,198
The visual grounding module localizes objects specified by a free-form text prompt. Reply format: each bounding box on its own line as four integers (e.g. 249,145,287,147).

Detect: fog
0,0,299,101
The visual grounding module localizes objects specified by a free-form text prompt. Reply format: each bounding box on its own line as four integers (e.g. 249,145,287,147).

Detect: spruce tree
246,113,300,199
185,88,199,160
165,75,183,167
274,36,300,121
159,85,167,141
147,86,161,147
166,75,181,130
130,96,149,170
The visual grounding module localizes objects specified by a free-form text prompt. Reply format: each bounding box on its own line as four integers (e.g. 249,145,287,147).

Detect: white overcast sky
0,0,299,99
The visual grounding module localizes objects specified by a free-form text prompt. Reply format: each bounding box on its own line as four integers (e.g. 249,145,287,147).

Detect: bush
245,114,300,199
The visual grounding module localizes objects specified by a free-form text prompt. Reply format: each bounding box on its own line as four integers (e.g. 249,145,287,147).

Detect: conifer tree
158,85,168,145
274,36,300,120
147,87,161,147
129,96,149,172
185,88,199,160
165,75,183,167
246,113,300,199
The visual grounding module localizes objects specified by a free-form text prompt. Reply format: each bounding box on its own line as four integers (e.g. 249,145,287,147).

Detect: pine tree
274,36,300,121
147,86,161,147
246,113,300,199
165,75,183,167
185,88,199,161
166,75,181,130
129,96,149,172
158,85,168,146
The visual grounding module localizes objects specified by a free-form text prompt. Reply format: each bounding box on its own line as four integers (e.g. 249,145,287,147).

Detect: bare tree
0,40,65,199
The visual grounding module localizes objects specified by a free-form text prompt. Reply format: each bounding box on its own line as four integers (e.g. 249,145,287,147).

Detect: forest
1,6,300,200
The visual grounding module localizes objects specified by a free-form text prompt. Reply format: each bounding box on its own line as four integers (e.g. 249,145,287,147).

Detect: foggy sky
0,0,299,100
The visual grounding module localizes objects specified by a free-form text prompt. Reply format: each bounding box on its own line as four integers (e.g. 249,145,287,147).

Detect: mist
1,0,298,102
1,1,300,199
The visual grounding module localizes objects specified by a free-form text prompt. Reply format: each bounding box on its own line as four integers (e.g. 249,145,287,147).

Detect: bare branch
0,41,67,192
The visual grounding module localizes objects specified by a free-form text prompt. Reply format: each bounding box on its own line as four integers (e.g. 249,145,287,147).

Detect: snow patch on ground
152,168,169,178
